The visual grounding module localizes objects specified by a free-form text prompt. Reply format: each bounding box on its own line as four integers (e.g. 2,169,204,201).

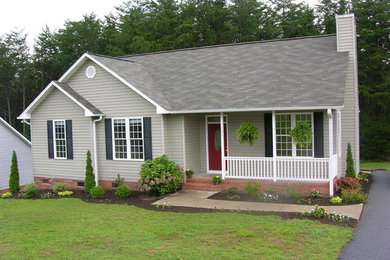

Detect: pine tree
85,150,95,193
345,143,356,178
9,151,20,194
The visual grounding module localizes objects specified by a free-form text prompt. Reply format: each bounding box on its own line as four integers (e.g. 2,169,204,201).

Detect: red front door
208,124,227,171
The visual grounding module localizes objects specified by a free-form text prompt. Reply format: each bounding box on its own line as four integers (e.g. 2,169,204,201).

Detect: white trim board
205,115,228,174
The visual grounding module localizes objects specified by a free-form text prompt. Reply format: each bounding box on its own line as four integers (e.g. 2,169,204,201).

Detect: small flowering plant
336,177,361,190
310,189,322,198
212,176,222,184
301,205,329,219
185,169,194,178
330,196,342,204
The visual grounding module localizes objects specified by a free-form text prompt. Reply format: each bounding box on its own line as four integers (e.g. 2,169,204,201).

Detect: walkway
153,189,363,220
339,171,390,259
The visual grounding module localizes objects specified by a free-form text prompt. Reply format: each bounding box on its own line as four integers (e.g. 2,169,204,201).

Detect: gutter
92,116,103,186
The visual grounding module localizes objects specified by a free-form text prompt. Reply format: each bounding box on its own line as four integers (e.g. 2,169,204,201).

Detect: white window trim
112,117,145,161
53,119,67,159
205,115,228,174
275,112,314,158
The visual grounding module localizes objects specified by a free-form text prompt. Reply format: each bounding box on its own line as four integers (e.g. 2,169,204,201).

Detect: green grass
0,199,353,259
360,161,390,170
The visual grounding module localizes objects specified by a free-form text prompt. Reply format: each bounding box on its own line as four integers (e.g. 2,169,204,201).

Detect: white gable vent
86,66,96,79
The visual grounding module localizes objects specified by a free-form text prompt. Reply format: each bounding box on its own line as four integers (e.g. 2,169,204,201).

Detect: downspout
92,116,103,186
22,119,31,126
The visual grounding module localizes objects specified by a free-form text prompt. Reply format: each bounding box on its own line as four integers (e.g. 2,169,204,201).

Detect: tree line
0,0,388,160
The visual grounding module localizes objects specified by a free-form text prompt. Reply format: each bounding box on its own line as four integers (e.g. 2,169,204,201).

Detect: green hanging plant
289,121,312,148
236,122,259,146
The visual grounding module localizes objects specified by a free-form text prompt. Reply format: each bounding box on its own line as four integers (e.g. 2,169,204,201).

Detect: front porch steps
181,177,246,191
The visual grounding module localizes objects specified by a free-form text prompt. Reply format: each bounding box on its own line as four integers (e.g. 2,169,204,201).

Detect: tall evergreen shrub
9,151,20,194
346,143,356,178
85,150,95,193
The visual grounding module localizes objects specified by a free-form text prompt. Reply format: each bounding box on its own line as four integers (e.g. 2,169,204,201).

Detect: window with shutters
53,120,67,159
112,118,144,160
276,113,313,157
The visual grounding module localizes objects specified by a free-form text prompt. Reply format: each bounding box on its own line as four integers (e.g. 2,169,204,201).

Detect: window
54,120,67,159
113,118,144,160
276,113,313,157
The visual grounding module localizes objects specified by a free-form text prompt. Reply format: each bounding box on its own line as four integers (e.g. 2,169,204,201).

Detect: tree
85,150,95,193
346,143,356,178
9,151,20,194
316,0,350,34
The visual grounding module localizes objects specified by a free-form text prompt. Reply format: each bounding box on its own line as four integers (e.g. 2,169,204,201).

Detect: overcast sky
1,0,318,51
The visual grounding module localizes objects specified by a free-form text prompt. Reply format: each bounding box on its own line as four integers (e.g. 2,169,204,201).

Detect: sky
0,0,318,51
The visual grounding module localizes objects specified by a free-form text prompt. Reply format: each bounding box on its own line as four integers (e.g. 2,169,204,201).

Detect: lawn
360,161,390,170
0,199,353,259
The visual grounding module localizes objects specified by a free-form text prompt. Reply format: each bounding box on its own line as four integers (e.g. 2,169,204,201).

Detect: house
0,117,33,191
18,14,358,195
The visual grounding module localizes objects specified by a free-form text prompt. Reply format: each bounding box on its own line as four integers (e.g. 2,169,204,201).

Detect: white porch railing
225,156,337,182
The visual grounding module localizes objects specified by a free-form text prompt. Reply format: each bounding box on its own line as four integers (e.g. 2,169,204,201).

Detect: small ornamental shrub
41,192,55,199
310,205,329,219
310,189,322,198
138,155,182,196
341,189,367,203
328,214,351,223
9,151,20,194
226,187,240,200
58,191,73,196
336,177,361,190
212,176,222,184
1,192,12,198
289,121,312,148
112,174,125,188
185,169,194,178
358,172,369,183
285,184,304,199
330,196,343,204
115,185,131,198
346,143,356,178
90,186,105,199
20,183,39,198
298,198,312,205
259,187,279,201
53,182,67,193
243,181,261,197
85,150,95,193
236,122,259,146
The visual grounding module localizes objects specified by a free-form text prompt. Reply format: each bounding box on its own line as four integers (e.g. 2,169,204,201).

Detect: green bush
285,184,303,199
310,189,322,198
138,155,182,196
112,174,124,188
341,189,367,203
346,143,356,178
53,182,67,193
115,185,131,198
90,186,105,199
58,191,73,196
1,192,12,198
20,183,39,198
311,205,329,219
85,150,95,193
243,181,261,197
226,187,240,200
9,151,20,194
330,196,342,204
41,192,55,199
358,172,369,183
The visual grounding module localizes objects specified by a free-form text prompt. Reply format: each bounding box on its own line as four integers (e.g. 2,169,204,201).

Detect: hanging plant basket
236,122,259,146
289,121,312,148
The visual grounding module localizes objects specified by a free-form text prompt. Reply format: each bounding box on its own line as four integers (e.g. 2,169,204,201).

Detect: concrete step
181,182,223,191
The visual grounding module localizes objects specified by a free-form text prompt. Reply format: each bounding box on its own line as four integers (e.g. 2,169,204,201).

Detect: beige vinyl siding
31,88,92,180
184,114,201,173
65,60,163,182
164,114,184,167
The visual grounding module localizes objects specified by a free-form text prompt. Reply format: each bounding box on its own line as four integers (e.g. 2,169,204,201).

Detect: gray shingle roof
91,35,348,112
53,81,104,115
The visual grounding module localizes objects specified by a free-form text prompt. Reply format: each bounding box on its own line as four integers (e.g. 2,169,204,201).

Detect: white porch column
272,111,277,182
220,112,225,179
337,109,342,177
327,109,334,196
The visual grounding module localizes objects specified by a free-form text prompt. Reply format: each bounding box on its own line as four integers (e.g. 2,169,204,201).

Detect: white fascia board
59,53,168,114
0,117,31,145
159,106,344,114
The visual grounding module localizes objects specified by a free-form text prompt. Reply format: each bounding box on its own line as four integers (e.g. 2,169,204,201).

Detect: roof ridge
118,34,336,59
87,52,135,63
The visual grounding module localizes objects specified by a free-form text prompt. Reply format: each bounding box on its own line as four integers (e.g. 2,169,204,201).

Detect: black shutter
143,117,152,160
105,118,113,160
264,113,273,157
65,120,73,159
314,112,324,158
47,120,54,159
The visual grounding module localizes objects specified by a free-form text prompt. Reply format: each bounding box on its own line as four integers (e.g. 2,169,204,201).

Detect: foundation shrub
285,184,304,199
243,181,261,197
226,187,240,200
53,182,67,193
9,151,20,194
336,177,361,190
341,189,367,203
90,186,105,199
115,185,131,198
112,174,124,188
19,183,39,198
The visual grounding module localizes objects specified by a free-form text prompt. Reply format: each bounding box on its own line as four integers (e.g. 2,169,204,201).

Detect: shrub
112,174,124,188
236,122,259,146
310,189,322,198
341,189,367,203
302,205,329,219
85,150,95,193
258,187,279,201
53,182,67,193
336,177,361,190
115,185,131,198
90,186,105,199
20,183,39,198
243,181,261,197
41,192,55,199
58,191,73,196
1,192,12,198
212,176,222,184
346,143,356,178
330,196,342,204
9,151,20,194
138,155,182,196
226,187,240,200
285,184,303,199
358,172,369,183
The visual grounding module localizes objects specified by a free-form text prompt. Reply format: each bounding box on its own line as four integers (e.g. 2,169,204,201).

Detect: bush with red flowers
336,177,361,191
